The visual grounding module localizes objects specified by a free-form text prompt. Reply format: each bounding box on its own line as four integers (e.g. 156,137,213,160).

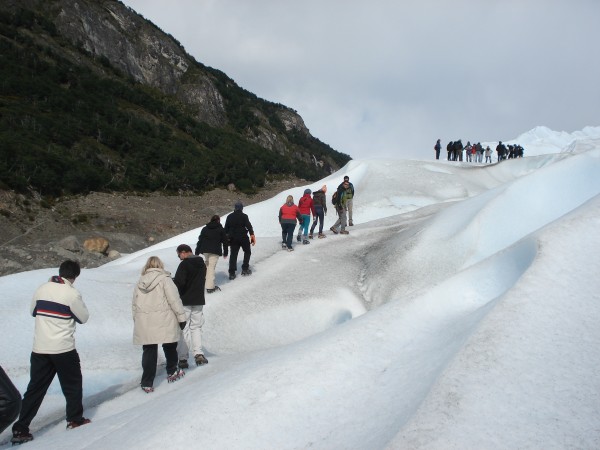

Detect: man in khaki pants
195,215,229,293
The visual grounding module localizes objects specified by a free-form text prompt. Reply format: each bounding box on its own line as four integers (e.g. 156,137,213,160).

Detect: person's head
343,180,350,189
304,188,311,195
59,260,80,281
286,195,294,204
234,201,243,211
176,244,193,260
210,214,220,223
142,256,164,275
321,184,327,193
343,176,349,182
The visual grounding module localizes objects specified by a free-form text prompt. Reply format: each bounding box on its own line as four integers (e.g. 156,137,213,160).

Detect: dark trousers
228,237,251,274
281,222,296,249
0,365,21,434
13,350,83,433
310,206,325,234
141,342,178,387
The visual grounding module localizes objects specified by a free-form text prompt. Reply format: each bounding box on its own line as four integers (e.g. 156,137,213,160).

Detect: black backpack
331,191,339,206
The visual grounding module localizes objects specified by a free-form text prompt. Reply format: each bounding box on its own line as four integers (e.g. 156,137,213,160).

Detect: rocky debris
0,178,305,276
83,237,110,254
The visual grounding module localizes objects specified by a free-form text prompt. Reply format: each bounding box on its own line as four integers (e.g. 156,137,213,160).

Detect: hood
204,221,223,230
136,268,170,293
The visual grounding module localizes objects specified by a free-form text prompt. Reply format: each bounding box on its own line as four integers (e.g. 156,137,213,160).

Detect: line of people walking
434,138,525,162
278,175,356,251
4,175,354,444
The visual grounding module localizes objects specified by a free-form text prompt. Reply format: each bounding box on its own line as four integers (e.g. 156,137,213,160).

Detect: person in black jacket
0,365,21,434
173,244,208,367
309,185,328,239
224,202,256,280
195,215,228,294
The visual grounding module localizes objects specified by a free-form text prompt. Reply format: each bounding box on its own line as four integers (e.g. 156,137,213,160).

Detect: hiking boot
141,386,154,393
241,269,252,276
302,239,310,245
229,273,236,280
167,369,185,383
66,418,91,429
318,233,326,239
296,234,301,242
330,226,338,234
178,359,189,369
349,220,354,226
287,247,294,252
11,431,34,445
206,286,221,293
308,234,313,239
195,354,208,365
282,242,287,249
340,230,350,235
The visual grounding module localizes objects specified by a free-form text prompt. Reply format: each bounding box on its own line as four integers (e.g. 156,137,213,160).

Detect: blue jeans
310,206,325,234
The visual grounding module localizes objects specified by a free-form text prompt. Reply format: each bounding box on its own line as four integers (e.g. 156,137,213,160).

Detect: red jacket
279,203,302,224
298,194,315,215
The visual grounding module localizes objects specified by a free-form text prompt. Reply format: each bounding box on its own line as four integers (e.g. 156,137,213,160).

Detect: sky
118,0,600,160
1,128,600,448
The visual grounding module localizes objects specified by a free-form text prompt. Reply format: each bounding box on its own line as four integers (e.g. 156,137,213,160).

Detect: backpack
331,191,338,206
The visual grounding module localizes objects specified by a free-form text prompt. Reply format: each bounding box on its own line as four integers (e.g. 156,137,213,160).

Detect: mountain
0,0,351,197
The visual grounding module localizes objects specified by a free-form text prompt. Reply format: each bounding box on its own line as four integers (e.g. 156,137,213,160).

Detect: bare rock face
83,237,110,255
50,0,228,127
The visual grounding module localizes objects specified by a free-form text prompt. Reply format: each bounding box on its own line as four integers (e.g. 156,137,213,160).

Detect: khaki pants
203,253,219,289
178,305,205,359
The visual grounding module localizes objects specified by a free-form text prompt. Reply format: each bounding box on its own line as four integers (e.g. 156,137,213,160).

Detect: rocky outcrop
52,0,229,128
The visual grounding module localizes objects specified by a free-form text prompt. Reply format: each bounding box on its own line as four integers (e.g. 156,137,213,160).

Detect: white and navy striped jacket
30,276,89,354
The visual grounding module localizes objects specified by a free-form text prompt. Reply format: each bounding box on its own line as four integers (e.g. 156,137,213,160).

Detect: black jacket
312,190,327,213
224,210,254,242
0,365,21,434
195,221,229,257
173,256,206,306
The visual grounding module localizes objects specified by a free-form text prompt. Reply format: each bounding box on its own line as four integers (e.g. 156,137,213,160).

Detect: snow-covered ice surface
1,126,599,449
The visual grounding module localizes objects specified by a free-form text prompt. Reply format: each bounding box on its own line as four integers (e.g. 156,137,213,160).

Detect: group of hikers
0,175,356,445
434,139,525,162
278,175,355,250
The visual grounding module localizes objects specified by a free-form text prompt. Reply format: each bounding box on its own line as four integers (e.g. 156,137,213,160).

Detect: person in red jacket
296,189,315,244
279,195,303,251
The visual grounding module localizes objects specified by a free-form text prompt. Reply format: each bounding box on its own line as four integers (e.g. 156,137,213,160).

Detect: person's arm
172,262,187,296
163,277,186,323
69,291,89,324
195,232,203,256
221,230,229,257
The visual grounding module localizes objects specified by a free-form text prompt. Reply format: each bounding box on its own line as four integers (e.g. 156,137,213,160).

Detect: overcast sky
120,0,599,160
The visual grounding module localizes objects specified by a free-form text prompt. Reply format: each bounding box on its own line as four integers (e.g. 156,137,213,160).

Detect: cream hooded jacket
132,268,186,345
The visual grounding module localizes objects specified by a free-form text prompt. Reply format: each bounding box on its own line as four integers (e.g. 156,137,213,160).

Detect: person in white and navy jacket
11,260,90,445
